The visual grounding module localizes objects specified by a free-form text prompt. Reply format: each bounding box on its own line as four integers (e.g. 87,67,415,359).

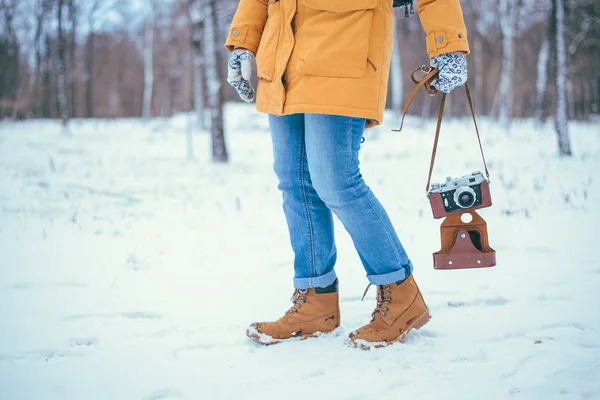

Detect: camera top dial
428,170,486,194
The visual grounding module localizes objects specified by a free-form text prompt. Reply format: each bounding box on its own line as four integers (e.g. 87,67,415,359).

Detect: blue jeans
269,113,413,289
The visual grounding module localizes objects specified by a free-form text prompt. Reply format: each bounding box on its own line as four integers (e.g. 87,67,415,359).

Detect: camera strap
393,66,490,191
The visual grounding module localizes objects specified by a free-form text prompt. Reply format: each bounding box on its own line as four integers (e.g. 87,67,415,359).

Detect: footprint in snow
120,311,161,320
9,282,31,289
9,282,87,290
69,337,99,347
61,311,161,321
509,387,521,396
447,297,510,308
141,387,184,400
303,370,325,380
536,294,568,302
172,343,213,359
0,348,83,362
54,282,88,288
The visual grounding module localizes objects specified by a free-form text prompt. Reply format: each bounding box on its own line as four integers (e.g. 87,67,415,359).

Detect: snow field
1,105,599,399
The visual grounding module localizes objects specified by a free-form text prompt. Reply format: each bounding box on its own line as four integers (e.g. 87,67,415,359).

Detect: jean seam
299,133,316,279
364,195,403,268
349,118,404,270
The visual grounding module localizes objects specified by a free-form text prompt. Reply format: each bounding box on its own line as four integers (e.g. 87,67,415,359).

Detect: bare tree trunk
553,0,572,156
1,0,19,118
596,78,600,115
203,0,228,162
42,34,52,118
585,79,593,116
534,38,550,122
390,19,403,126
85,31,94,118
68,0,77,118
57,0,70,127
0,0,17,48
142,2,155,119
193,57,206,129
34,38,43,117
579,79,586,118
188,0,206,130
498,0,517,126
33,1,50,117
84,1,101,118
186,0,203,160
168,39,180,116
170,68,181,116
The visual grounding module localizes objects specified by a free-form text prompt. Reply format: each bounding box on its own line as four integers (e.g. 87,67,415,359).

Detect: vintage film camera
428,171,492,219
427,171,496,270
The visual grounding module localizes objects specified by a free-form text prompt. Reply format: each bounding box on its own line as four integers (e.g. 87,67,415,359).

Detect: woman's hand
430,52,467,94
227,48,256,102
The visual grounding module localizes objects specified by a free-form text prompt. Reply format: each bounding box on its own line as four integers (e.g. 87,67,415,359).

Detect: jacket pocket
297,0,377,78
256,1,281,81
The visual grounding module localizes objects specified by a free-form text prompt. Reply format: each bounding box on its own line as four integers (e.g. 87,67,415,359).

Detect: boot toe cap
246,322,282,344
349,326,387,345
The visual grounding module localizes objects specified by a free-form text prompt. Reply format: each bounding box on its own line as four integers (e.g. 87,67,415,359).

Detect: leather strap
392,66,438,133
426,92,446,192
393,66,490,191
465,82,490,181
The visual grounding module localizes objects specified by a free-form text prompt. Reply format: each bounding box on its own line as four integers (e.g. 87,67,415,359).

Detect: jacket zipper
367,58,378,72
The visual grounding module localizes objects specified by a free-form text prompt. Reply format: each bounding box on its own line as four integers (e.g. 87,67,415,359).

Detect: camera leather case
433,210,496,270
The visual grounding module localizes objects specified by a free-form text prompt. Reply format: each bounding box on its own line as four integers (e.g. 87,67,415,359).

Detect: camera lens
458,192,474,207
453,186,477,209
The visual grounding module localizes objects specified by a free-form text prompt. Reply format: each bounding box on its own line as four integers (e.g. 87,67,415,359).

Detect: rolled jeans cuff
366,262,413,285
294,270,338,289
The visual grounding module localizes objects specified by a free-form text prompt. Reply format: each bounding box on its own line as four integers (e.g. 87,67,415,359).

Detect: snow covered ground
1,105,599,400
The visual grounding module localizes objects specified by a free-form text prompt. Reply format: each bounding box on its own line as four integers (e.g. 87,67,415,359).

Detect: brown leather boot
246,280,341,345
348,274,430,349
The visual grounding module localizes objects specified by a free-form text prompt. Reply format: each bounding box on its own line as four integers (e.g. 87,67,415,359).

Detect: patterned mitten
430,52,468,93
227,48,256,102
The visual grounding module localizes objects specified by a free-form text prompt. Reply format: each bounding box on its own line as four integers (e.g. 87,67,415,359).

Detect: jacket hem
256,103,383,128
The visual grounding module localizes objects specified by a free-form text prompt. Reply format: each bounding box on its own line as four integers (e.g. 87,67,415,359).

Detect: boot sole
349,310,432,350
246,324,344,346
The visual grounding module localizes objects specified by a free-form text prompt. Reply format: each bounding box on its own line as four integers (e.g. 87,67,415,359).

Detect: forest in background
0,0,598,160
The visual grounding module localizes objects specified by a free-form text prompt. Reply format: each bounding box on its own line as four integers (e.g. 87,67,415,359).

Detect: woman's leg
303,114,413,285
269,114,338,289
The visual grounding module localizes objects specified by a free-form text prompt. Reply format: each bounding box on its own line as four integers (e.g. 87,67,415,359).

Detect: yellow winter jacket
225,0,470,127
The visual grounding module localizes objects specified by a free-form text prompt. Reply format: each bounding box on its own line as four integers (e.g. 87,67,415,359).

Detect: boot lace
362,284,392,318
287,289,308,314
